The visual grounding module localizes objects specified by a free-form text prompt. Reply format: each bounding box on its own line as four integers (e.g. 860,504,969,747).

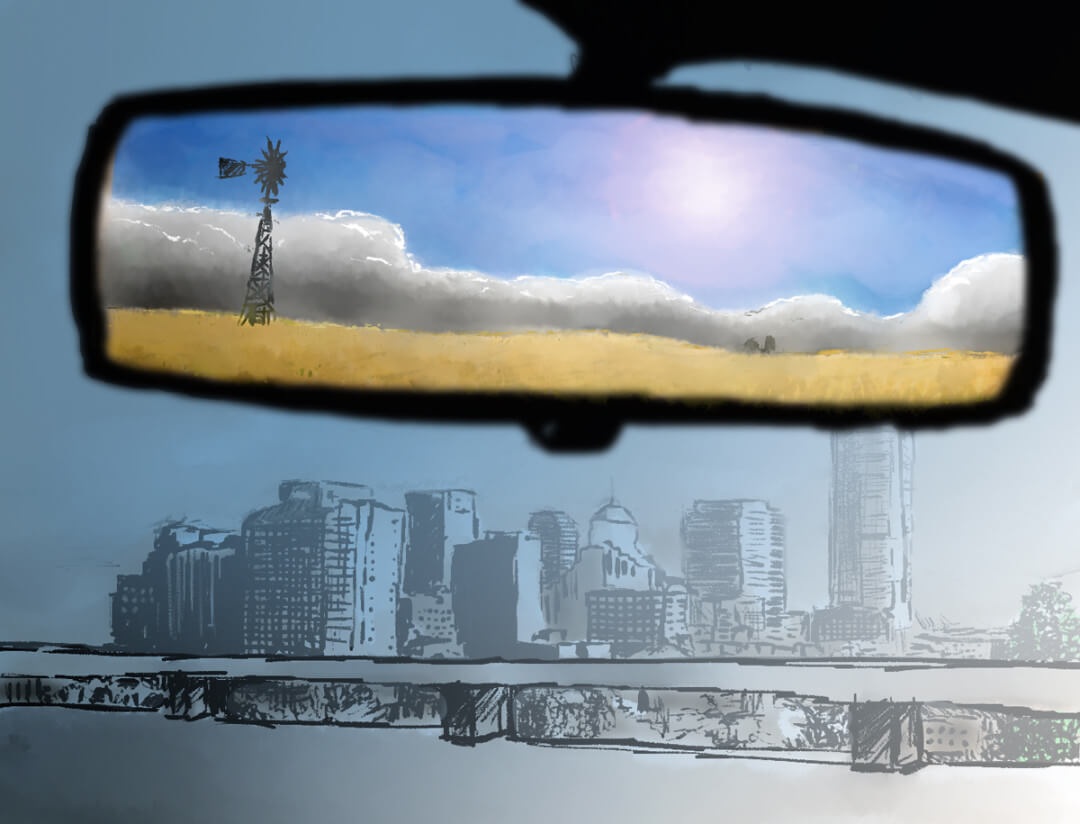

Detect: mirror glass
96,104,1026,406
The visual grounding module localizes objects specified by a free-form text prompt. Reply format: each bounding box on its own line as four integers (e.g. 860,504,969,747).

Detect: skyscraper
323,495,406,657
543,498,662,643
163,525,243,654
829,428,914,631
451,531,544,658
110,574,156,649
681,500,786,626
528,510,579,591
243,481,346,656
403,490,480,595
589,499,649,563
111,519,241,653
242,480,404,656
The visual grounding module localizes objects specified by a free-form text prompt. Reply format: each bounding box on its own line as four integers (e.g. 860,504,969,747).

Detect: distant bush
743,336,777,354
1005,581,1080,661
987,716,1080,763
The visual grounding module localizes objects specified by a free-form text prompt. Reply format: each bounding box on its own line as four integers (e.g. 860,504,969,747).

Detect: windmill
218,137,288,326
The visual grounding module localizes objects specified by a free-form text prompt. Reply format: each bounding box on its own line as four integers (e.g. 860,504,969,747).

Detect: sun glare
647,137,753,230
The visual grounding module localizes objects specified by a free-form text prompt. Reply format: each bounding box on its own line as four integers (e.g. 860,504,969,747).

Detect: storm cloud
97,201,1026,354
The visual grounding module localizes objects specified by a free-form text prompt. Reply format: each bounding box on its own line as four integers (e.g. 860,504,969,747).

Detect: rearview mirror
71,80,1055,447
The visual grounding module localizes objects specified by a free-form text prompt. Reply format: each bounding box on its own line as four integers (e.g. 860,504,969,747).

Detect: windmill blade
218,158,248,178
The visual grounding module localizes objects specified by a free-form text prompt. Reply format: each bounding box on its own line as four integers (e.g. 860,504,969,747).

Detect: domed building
587,500,652,567
542,496,683,648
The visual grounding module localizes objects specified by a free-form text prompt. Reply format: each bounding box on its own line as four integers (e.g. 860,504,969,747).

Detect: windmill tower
218,137,288,325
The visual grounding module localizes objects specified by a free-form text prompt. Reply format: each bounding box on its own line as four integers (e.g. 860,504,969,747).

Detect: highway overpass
4,648,1080,773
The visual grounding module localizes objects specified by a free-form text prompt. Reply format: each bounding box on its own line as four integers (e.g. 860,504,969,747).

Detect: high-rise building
681,500,786,627
588,499,650,564
141,520,193,648
584,584,690,649
681,501,741,601
527,510,579,591
450,531,543,658
242,480,403,656
163,525,243,654
111,519,239,653
662,582,691,648
403,490,479,595
323,495,406,657
242,481,338,656
829,428,914,631
543,499,660,640
110,574,156,648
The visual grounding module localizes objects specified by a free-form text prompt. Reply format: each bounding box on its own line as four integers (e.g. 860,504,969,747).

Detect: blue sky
110,104,1023,315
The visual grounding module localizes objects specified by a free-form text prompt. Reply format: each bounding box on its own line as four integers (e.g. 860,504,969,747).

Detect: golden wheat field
104,309,1016,405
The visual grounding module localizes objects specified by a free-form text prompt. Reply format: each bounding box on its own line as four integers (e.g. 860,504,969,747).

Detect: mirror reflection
97,104,1025,405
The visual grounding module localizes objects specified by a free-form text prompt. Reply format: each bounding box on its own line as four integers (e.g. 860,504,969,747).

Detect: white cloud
97,200,1026,354
902,253,1026,352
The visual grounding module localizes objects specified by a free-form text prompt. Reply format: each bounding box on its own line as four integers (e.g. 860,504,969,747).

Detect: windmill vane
218,137,287,326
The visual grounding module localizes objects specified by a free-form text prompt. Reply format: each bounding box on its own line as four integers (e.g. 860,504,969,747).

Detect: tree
742,336,777,354
1005,581,1080,661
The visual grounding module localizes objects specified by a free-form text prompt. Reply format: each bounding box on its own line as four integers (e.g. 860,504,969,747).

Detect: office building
323,495,406,657
829,428,914,631
810,604,892,644
242,480,403,657
403,490,479,595
451,531,543,658
399,586,459,657
585,584,690,648
110,574,156,649
164,524,243,654
681,500,786,627
544,498,659,640
586,589,666,646
528,510,579,591
111,519,238,653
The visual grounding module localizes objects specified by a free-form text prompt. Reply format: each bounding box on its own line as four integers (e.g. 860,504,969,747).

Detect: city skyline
101,428,1019,661
10,422,1067,649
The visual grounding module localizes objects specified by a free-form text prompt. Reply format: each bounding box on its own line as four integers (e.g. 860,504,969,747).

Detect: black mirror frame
71,78,1056,450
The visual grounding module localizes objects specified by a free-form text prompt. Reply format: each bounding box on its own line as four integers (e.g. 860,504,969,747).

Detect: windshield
2,1,1079,821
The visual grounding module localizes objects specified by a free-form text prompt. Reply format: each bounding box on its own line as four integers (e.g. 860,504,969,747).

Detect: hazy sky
110,105,1022,314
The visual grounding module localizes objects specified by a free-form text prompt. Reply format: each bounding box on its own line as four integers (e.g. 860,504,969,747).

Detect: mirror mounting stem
524,415,623,452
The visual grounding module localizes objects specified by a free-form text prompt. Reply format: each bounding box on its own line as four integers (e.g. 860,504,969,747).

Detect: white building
320,484,405,657
662,583,691,647
543,498,661,642
515,532,546,645
829,429,914,631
